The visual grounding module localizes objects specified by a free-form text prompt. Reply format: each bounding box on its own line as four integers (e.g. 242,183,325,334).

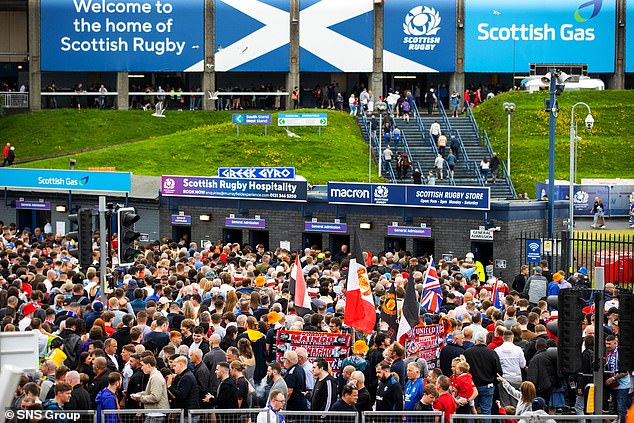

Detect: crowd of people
0,222,627,423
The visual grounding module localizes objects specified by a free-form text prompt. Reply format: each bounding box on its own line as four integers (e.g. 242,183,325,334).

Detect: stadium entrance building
2,0,634,110
0,168,569,282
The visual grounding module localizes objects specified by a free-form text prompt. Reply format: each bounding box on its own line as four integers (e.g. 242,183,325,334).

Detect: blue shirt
404,378,424,411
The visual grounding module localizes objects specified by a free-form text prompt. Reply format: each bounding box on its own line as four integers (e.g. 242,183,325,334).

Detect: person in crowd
374,360,403,411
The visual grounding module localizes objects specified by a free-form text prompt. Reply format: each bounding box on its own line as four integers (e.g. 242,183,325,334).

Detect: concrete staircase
357,111,517,198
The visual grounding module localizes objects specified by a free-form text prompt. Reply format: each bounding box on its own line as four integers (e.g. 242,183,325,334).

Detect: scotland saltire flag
421,257,442,313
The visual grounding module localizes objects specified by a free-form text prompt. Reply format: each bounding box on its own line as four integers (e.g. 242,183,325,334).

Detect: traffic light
117,207,141,266
618,290,634,372
67,208,93,271
550,290,585,375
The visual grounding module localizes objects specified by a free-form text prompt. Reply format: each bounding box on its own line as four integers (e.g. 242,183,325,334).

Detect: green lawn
473,90,634,196
5,109,380,185
4,91,633,189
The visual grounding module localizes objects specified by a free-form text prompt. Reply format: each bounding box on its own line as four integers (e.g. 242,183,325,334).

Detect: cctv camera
585,114,594,130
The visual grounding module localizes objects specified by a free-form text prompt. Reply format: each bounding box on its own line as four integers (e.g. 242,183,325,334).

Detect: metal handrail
361,113,396,183
398,129,423,176
480,129,495,156
412,100,427,144
473,159,486,186
466,106,480,139
481,128,518,197
451,129,471,173
500,159,518,199
437,100,452,131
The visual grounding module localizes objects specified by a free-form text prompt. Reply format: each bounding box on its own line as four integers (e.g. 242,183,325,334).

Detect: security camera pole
568,102,593,274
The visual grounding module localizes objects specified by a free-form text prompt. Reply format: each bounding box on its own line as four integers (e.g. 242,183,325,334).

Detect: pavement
575,217,634,231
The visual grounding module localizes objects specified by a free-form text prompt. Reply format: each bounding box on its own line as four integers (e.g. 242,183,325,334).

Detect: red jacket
488,336,504,350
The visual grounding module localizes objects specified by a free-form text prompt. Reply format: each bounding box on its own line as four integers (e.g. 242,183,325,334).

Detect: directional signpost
278,113,328,137
232,114,273,136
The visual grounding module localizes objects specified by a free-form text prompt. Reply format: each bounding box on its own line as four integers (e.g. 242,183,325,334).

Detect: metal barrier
533,414,617,423
364,411,441,423
451,413,618,423
451,414,516,423
102,408,184,423
281,410,358,423
1,92,28,108
190,407,263,423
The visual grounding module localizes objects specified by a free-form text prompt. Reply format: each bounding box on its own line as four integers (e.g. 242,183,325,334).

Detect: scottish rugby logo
373,185,389,204
402,6,442,51
162,178,176,194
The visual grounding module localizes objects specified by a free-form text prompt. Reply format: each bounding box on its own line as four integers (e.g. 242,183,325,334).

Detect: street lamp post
547,69,557,239
568,102,594,274
375,101,388,178
503,102,516,177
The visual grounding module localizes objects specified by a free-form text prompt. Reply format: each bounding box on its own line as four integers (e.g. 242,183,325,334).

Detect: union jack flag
421,257,443,313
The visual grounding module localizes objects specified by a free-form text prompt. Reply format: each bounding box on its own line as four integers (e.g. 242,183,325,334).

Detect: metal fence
189,408,262,423
102,408,184,423
1,92,28,108
518,231,634,287
364,411,441,423
451,414,617,423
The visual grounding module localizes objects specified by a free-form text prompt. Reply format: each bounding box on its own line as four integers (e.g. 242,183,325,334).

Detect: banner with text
383,0,456,72
536,182,624,216
161,175,307,202
218,167,295,179
0,168,131,193
304,222,347,233
276,330,351,374
41,0,204,71
404,324,444,369
465,0,616,73
328,182,490,210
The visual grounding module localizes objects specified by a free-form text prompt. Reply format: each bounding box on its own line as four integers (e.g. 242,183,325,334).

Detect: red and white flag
290,254,311,315
344,232,376,334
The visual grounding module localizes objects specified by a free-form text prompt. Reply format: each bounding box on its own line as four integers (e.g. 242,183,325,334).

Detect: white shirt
19,316,32,332
108,354,120,371
495,341,526,383
430,123,441,136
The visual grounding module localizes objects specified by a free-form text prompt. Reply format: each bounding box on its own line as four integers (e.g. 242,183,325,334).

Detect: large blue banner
625,1,634,72
328,183,490,210
465,0,616,73
162,175,307,202
215,0,289,72
0,168,131,193
40,0,204,71
536,182,632,216
299,0,373,72
383,0,456,73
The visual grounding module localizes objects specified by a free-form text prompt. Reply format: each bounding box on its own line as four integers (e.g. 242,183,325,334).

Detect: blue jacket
96,388,119,423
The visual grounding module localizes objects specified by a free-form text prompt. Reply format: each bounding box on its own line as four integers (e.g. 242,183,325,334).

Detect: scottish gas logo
476,0,603,42
402,6,442,51
574,0,602,22
37,175,89,187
